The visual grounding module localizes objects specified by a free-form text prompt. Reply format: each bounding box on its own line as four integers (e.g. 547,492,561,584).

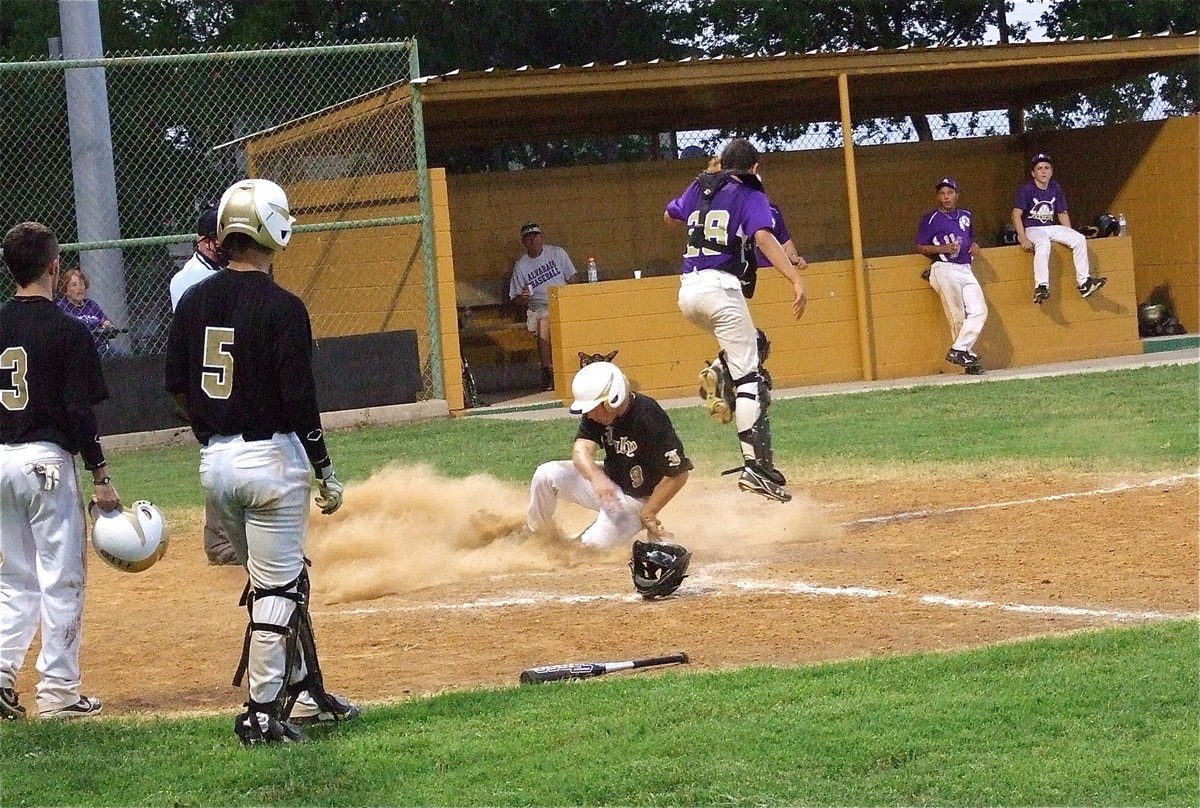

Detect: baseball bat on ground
519,652,689,684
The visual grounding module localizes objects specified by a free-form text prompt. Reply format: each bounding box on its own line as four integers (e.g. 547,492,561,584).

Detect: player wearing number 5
165,179,359,746
664,138,805,503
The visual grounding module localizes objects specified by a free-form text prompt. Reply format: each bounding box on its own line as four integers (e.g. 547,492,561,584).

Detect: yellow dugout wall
445,116,1195,405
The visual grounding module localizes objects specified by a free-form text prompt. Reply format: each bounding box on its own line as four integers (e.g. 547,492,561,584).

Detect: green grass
113,364,1199,509
2,622,1195,806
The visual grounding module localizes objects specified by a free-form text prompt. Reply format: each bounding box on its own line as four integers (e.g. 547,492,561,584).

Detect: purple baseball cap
935,177,958,191
1030,152,1053,168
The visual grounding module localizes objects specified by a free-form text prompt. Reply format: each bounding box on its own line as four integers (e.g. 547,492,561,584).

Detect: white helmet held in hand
90,500,169,573
569,361,628,415
217,178,295,251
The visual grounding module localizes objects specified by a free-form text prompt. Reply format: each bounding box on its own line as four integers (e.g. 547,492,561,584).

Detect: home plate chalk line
313,473,1197,625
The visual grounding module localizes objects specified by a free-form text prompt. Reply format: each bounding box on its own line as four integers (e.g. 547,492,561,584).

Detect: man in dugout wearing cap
508,222,578,391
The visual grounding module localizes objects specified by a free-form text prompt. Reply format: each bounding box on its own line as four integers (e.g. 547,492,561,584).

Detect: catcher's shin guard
698,353,735,424
232,565,352,722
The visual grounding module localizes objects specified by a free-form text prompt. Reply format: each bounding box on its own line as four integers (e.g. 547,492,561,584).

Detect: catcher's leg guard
232,568,357,724
698,353,736,425
729,366,790,502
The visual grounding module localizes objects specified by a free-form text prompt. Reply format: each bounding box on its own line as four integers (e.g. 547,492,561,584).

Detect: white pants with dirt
677,269,761,441
527,460,646,549
0,441,89,714
1026,225,1090,288
200,432,312,706
928,261,988,353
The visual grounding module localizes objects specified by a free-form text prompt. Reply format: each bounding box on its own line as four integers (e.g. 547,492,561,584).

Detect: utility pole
59,0,130,353
997,0,1025,135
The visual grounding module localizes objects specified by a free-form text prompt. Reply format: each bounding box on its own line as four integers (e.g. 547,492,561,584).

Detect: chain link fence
0,39,437,395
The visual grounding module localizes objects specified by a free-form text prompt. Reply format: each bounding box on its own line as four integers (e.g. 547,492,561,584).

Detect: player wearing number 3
165,178,359,745
1,222,120,721
915,177,987,375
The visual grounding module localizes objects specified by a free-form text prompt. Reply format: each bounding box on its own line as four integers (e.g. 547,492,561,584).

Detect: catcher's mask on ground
630,540,692,599
217,178,295,251
89,500,169,573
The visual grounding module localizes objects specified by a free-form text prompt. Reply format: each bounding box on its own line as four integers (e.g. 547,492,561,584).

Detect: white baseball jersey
509,245,576,313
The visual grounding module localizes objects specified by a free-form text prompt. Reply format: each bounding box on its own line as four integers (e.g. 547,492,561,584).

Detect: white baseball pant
678,269,762,455
0,442,89,713
199,432,312,705
928,262,988,353
527,460,646,549
1026,225,1090,288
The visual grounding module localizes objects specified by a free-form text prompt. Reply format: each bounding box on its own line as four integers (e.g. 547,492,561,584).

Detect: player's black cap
195,204,219,238
1030,152,1053,168
935,177,958,191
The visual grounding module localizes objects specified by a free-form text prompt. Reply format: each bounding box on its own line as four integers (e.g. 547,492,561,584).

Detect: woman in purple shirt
56,268,116,355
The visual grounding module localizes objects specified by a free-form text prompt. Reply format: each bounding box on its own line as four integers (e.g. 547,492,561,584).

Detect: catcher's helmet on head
89,500,169,573
217,178,295,251
630,540,692,599
569,361,628,415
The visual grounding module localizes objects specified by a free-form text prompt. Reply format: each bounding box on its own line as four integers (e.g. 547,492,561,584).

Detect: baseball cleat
39,695,102,719
946,349,977,367
0,688,25,720
1033,284,1050,304
234,710,306,746
1078,276,1107,298
738,464,792,503
290,692,361,726
965,363,985,375
698,361,734,424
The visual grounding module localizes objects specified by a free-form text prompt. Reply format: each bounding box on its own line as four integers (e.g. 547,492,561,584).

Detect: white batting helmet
90,500,169,573
217,178,295,251
569,361,628,415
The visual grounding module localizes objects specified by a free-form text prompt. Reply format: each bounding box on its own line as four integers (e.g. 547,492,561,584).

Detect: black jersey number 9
0,346,30,411
202,326,235,400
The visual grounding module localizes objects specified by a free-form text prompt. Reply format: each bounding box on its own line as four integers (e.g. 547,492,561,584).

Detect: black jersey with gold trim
0,296,107,463
164,269,330,467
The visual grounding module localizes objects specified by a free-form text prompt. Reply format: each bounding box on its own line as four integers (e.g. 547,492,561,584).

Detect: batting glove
27,461,61,492
315,466,344,515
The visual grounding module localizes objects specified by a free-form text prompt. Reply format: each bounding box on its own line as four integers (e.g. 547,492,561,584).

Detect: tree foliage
1028,0,1199,126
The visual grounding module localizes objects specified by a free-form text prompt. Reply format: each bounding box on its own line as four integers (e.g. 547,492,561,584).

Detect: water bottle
587,257,598,283
1117,213,1128,237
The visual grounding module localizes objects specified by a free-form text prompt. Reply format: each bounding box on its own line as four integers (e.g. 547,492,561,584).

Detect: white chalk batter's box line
316,571,1192,625
841,472,1198,527
314,472,1198,625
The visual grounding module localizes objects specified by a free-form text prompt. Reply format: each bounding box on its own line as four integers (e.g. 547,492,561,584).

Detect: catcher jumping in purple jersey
1011,153,1106,305
664,139,806,503
916,177,987,375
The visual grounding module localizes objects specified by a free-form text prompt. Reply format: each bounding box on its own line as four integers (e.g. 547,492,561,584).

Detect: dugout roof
411,33,1199,152
227,33,1199,158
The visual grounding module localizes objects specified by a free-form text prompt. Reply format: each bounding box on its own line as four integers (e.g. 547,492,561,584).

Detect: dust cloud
306,464,839,605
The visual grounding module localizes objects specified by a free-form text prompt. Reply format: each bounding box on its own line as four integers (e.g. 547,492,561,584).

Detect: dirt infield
69,466,1196,717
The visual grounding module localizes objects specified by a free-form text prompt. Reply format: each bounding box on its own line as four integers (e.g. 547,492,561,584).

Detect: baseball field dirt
69,464,1196,717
